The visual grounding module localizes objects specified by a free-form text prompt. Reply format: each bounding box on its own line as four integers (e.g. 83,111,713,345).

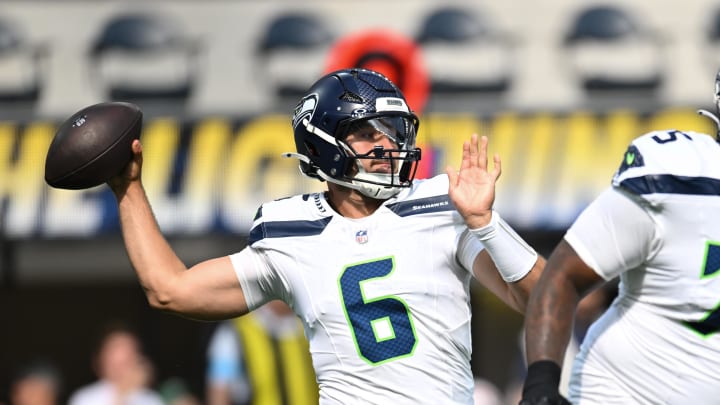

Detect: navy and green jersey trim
249,216,333,245
386,195,455,217
619,175,720,196
247,195,454,245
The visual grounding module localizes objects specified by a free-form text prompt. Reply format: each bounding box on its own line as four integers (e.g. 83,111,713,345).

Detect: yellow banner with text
0,108,713,237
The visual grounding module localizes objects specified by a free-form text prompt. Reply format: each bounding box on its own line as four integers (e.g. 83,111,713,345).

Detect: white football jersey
230,175,483,404
565,130,720,404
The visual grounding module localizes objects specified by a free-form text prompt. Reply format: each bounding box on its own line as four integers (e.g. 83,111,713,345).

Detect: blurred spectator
68,322,163,405
206,300,318,405
9,360,62,405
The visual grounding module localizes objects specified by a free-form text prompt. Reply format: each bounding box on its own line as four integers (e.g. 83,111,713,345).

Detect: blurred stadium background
1,0,719,402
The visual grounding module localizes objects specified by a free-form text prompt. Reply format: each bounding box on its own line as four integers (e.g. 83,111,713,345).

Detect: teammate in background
107,68,545,403
206,300,317,405
520,73,720,404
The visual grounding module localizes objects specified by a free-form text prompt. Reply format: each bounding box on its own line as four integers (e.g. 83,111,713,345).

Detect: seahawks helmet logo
293,94,318,129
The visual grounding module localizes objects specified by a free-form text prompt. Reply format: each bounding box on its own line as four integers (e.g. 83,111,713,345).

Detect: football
44,101,143,190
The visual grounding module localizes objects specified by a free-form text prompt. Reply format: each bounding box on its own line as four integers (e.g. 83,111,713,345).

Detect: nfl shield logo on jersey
355,230,368,244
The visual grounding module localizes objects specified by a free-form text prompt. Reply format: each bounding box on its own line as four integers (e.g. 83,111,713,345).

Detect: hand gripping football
44,101,143,190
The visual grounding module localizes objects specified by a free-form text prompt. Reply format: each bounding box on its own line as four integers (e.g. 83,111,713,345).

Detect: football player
108,68,544,404
520,72,720,404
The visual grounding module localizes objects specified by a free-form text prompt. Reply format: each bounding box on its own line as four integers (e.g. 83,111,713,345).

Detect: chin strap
281,152,401,199
698,109,720,142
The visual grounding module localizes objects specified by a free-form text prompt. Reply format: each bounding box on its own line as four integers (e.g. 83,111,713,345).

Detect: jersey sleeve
229,247,284,310
564,187,656,280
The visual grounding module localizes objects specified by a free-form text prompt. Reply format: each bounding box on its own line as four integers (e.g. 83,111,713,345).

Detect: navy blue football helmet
286,68,421,199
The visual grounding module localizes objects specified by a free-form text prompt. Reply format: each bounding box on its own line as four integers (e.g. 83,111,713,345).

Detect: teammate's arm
525,241,603,365
521,187,654,403
520,240,602,402
109,139,249,321
519,241,599,404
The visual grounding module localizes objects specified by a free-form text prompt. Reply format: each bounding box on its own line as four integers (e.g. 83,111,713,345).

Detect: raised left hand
446,134,502,229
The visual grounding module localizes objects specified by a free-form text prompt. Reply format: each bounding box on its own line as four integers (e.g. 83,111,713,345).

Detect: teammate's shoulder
632,129,715,148
613,129,720,197
622,129,718,169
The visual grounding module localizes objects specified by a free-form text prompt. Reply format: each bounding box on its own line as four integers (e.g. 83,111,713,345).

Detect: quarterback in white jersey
521,125,720,402
233,176,489,403
107,68,545,404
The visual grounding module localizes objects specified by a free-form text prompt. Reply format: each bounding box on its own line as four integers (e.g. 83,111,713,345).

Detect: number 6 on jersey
338,257,418,365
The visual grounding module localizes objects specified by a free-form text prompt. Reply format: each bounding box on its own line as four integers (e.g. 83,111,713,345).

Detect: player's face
344,121,400,174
